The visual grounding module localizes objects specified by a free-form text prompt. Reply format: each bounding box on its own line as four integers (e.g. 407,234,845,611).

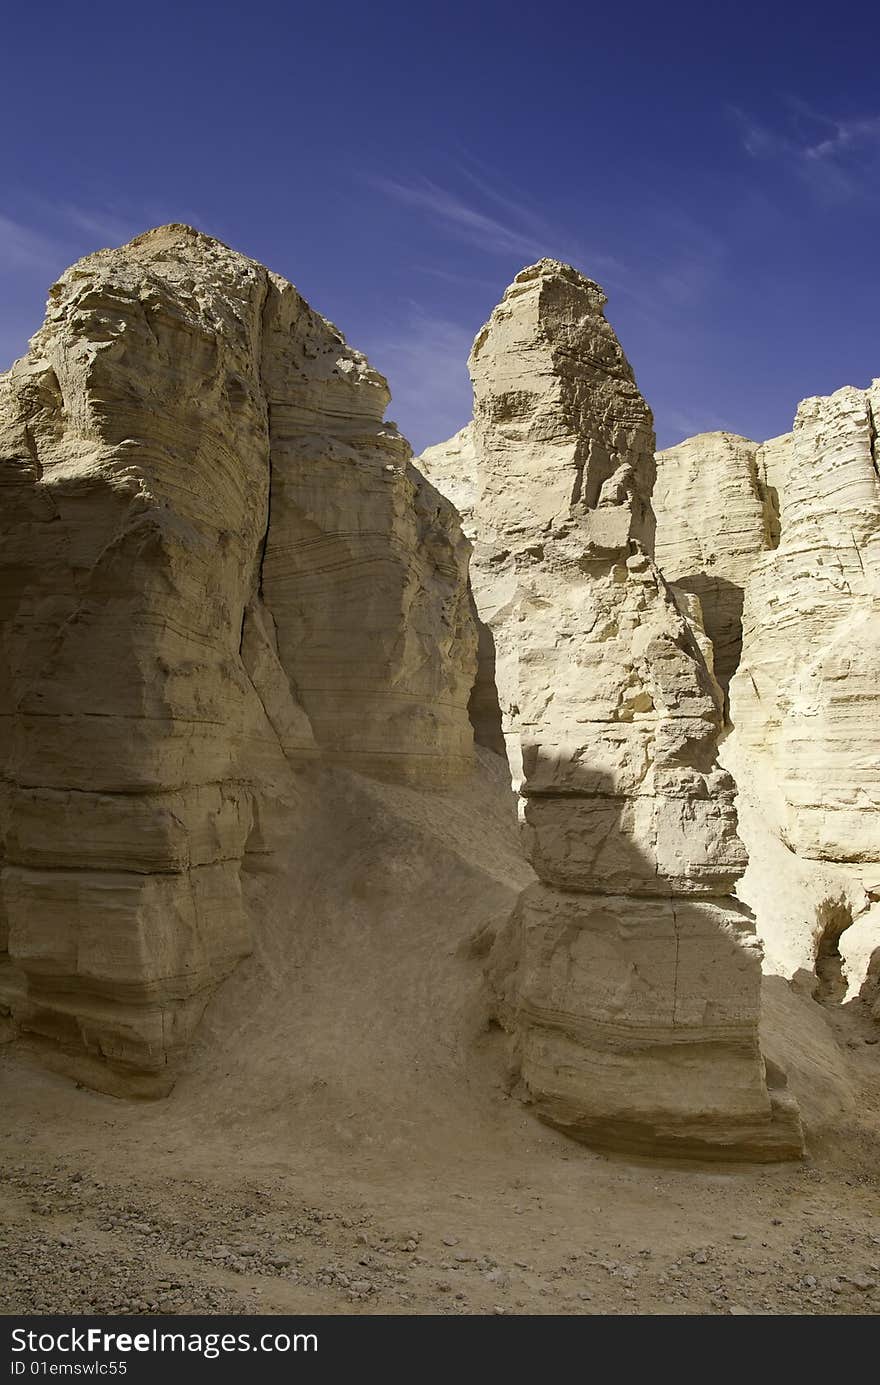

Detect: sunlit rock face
421,260,803,1159
653,385,880,1020
653,431,779,703
0,225,476,1091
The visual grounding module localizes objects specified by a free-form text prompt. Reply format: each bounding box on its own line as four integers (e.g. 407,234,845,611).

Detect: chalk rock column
430,261,803,1157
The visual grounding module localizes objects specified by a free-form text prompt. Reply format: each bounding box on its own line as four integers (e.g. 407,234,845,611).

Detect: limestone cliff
0,226,475,1091
421,261,803,1158
653,432,779,701
653,388,880,1019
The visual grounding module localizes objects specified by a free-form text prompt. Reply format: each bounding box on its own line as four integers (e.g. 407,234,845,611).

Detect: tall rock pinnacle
422,260,804,1158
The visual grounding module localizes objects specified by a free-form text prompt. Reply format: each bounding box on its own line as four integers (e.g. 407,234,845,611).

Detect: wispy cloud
373,174,554,259
660,406,735,447
803,113,880,161
58,204,143,246
0,214,67,273
410,263,501,291
369,171,624,283
731,102,880,201
369,164,732,324
363,307,475,454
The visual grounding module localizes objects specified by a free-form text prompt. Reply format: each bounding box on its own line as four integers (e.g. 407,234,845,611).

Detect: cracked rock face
421,261,803,1158
654,387,880,1010
0,225,475,1089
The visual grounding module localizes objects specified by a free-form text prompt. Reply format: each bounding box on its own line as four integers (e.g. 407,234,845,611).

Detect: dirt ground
2,754,879,1317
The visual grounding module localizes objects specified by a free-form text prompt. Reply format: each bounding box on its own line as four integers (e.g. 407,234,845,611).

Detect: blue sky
2,0,879,452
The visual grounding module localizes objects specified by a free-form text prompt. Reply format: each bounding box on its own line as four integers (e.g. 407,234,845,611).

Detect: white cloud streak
0,214,67,273
732,103,880,201
364,308,475,454
370,172,625,283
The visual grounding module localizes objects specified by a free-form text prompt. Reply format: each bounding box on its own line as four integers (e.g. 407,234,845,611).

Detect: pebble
5,1159,879,1317
848,1274,876,1291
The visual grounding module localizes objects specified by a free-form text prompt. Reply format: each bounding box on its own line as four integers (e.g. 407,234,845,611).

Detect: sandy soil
2,752,879,1316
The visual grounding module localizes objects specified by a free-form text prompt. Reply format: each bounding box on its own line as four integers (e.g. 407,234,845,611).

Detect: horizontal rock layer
654,384,880,1013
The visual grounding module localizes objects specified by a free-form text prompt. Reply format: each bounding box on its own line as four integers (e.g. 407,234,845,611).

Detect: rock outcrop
653,432,779,702
421,261,803,1158
0,225,475,1091
653,387,880,1015
8,224,866,1159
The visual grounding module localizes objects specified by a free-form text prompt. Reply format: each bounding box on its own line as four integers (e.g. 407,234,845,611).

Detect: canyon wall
654,388,880,1015
653,431,779,701
0,225,475,1091
421,261,803,1158
5,224,866,1156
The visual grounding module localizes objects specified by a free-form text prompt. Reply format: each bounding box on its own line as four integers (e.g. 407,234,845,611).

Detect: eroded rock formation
0,225,475,1091
654,389,880,1016
653,432,779,701
8,224,866,1161
421,261,803,1158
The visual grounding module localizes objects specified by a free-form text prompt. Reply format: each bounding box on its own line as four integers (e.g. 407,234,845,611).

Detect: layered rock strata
654,390,880,1009
653,432,779,701
0,225,475,1090
421,261,803,1157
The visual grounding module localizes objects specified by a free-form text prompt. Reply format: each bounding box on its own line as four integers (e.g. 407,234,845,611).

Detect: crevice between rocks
813,899,855,1006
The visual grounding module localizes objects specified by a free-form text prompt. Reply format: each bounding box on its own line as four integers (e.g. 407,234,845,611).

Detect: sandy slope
2,751,879,1315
